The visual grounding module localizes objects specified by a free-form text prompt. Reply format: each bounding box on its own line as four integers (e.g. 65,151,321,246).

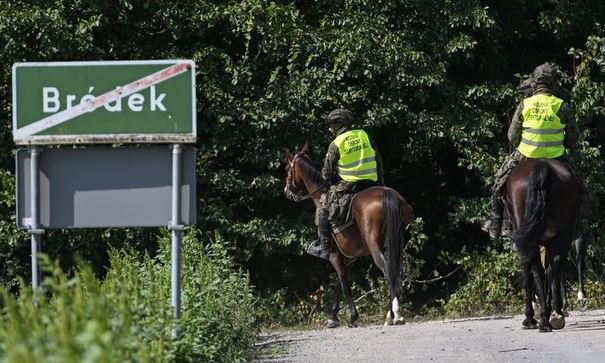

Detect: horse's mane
297,153,325,188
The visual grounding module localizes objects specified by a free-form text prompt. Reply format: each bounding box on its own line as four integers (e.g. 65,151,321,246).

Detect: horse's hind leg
549,254,566,329
529,258,552,332
326,276,341,328
550,237,571,330
368,248,404,326
575,232,589,309
328,253,358,327
522,262,538,329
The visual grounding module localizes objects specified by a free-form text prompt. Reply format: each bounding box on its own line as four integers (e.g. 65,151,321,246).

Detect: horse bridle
285,154,327,202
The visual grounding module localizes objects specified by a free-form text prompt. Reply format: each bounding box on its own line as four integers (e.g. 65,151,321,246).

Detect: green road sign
12,60,196,145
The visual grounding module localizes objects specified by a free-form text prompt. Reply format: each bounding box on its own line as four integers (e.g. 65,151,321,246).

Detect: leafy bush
0,230,258,362
443,244,524,317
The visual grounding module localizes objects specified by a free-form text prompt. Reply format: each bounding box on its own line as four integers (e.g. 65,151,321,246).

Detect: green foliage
1,0,605,330
0,231,258,362
443,244,523,317
255,288,313,328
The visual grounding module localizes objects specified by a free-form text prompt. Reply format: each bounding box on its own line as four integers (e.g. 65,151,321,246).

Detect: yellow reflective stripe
521,132,564,142
520,138,564,147
522,128,564,135
339,156,377,169
339,168,378,176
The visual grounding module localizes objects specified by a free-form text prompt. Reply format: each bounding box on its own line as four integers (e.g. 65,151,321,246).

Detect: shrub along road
256,309,605,362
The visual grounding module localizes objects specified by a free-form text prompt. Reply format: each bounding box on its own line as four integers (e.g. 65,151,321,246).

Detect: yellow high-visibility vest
333,129,378,182
517,94,566,158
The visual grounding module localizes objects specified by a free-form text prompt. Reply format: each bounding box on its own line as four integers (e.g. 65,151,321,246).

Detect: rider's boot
482,194,504,238
307,211,332,260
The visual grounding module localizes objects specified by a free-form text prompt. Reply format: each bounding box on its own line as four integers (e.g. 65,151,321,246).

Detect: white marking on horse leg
384,310,394,326
392,298,400,320
532,300,540,320
577,291,585,300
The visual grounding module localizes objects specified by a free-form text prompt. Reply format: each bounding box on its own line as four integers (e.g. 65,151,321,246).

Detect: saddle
328,181,377,234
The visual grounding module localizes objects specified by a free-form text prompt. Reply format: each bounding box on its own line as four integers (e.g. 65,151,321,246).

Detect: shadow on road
563,318,605,332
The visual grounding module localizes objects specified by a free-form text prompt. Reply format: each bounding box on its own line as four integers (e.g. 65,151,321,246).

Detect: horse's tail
512,161,551,263
382,188,404,300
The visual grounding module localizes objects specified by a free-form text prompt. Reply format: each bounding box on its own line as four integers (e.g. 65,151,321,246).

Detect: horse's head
284,141,317,202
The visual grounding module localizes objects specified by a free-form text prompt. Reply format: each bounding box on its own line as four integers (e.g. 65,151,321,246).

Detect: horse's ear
301,140,311,155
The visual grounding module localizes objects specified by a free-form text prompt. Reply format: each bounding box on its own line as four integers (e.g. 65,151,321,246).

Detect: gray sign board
16,146,196,228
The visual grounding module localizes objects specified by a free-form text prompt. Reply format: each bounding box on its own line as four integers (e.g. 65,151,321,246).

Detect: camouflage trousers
315,181,356,228
491,151,526,194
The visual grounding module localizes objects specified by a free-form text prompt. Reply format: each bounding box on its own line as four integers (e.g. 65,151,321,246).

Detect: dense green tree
1,0,604,316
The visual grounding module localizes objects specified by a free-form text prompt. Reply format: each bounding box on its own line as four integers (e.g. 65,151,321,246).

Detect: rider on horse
307,108,385,260
483,63,592,239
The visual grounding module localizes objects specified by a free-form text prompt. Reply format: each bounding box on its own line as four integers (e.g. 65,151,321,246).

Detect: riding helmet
324,108,353,129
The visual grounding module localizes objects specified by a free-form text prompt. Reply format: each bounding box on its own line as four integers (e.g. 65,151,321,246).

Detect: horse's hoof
538,323,552,333
522,318,538,329
578,298,587,311
348,322,358,328
394,317,406,325
384,311,394,326
550,314,565,330
326,319,340,328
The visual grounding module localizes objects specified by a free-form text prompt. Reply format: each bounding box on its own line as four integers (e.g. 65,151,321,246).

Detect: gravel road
255,309,605,362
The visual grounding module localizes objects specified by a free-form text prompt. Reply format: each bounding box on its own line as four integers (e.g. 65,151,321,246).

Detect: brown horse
284,142,413,327
506,158,578,332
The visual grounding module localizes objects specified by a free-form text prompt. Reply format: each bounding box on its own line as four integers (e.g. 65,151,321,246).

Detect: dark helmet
324,108,353,129
532,63,556,87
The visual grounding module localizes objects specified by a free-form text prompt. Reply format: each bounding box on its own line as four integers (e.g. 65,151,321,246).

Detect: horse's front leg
326,275,341,328
522,262,537,329
329,252,358,327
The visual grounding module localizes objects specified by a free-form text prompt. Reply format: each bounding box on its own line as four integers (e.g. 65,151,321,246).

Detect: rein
287,180,327,202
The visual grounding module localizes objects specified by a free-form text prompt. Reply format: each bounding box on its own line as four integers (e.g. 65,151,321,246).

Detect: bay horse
284,142,413,327
506,158,578,332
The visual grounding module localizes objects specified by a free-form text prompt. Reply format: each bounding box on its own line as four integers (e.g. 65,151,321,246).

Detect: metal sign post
28,146,43,288
170,144,184,338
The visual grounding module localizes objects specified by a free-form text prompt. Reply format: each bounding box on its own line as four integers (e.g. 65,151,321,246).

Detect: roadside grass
0,230,259,363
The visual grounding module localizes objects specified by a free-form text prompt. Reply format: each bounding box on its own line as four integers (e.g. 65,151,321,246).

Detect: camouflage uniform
484,64,592,238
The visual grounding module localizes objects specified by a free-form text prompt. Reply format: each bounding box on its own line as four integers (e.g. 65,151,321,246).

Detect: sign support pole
28,146,44,289
169,144,184,339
